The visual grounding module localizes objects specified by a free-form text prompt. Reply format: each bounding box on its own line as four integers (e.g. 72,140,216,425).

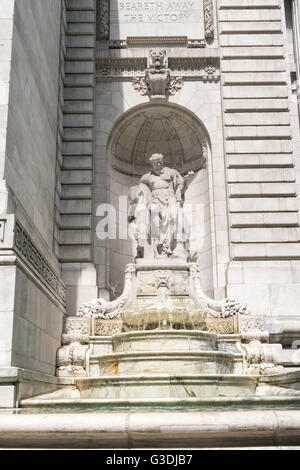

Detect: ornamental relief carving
97,0,109,40
204,0,214,40
96,52,219,101
14,220,66,305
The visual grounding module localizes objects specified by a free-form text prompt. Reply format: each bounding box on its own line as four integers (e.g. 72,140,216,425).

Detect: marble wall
0,0,65,404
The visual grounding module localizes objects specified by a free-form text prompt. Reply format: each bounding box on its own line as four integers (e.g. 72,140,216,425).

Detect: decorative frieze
14,220,66,305
96,57,220,84
95,319,123,336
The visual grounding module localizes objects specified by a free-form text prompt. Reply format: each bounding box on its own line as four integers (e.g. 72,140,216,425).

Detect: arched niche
109,103,207,176
106,102,214,298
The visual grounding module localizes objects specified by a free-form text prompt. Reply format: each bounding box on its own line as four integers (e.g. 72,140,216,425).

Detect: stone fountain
22,154,300,410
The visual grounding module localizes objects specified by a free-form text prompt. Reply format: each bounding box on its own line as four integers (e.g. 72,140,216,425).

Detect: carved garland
97,0,109,40
204,0,214,40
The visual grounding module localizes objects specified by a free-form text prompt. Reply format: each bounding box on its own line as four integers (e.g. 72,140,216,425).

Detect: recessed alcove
110,103,207,176
106,102,214,298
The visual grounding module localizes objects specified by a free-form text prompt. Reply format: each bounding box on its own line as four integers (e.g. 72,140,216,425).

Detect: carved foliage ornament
204,0,214,40
97,0,109,40
188,263,250,318
56,317,89,377
78,264,136,319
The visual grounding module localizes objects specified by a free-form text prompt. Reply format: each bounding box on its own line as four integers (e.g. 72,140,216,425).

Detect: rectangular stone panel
110,0,204,40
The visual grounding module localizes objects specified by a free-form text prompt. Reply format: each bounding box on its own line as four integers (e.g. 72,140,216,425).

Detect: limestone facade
0,0,300,406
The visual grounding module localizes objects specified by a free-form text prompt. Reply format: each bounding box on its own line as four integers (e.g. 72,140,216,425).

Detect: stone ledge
1,410,300,448
0,367,73,386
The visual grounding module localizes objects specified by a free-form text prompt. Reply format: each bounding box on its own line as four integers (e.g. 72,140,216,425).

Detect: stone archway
106,102,214,298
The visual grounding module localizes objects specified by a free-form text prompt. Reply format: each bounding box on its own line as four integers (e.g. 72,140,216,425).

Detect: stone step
111,330,219,354
76,374,257,399
89,351,242,377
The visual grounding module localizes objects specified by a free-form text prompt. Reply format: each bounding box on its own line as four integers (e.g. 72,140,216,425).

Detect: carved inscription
110,0,204,40
119,1,196,23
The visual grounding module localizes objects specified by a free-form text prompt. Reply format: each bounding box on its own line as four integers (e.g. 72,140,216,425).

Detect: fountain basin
112,330,218,353
76,374,258,399
89,350,242,376
121,296,206,331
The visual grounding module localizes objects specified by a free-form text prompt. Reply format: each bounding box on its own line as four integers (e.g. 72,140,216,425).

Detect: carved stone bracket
240,328,283,375
132,49,184,99
56,317,90,377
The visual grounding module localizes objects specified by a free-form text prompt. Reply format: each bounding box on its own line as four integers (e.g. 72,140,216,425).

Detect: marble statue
128,154,195,260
